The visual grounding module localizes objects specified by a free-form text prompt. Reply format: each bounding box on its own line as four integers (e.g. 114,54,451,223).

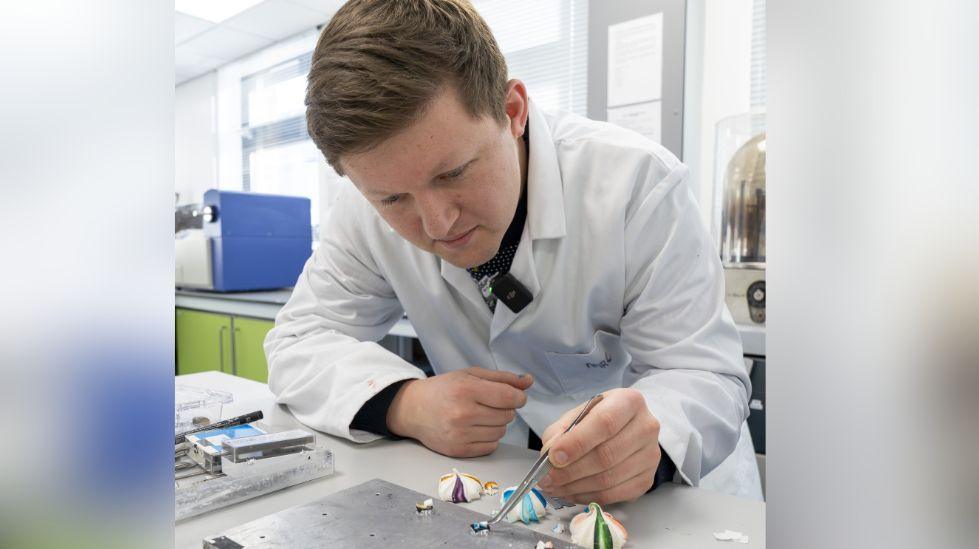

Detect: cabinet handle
219,326,228,372
232,327,240,376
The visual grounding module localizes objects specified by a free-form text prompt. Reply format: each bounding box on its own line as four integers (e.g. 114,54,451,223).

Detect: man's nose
416,192,459,240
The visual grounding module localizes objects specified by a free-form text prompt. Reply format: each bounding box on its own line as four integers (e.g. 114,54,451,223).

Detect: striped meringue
438,469,483,503
499,486,548,524
569,502,628,549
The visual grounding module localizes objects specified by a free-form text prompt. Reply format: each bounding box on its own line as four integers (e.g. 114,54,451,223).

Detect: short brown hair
305,0,509,174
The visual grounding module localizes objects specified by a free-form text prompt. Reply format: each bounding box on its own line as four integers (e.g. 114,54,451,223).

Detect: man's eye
442,163,470,180
380,195,402,205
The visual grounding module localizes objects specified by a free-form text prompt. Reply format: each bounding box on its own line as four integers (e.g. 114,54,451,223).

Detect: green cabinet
176,308,274,382
176,309,232,375
233,316,275,383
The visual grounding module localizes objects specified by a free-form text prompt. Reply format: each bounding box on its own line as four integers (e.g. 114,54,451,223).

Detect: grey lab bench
175,371,765,548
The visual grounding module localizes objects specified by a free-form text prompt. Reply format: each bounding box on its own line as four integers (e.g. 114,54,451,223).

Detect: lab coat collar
439,258,491,315
486,99,562,339
525,98,567,241
438,98,564,325
489,220,540,341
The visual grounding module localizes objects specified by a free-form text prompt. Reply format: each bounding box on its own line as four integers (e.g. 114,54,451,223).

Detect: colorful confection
569,502,628,549
499,486,548,524
482,480,500,495
438,469,483,503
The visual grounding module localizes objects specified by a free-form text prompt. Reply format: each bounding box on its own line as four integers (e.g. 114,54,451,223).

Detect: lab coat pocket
544,331,631,396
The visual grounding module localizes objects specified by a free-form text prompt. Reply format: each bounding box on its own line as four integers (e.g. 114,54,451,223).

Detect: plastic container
175,384,234,435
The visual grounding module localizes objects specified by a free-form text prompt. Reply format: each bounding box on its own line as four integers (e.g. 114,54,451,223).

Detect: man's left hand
537,388,661,505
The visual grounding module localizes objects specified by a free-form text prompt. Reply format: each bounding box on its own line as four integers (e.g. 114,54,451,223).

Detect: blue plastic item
202,190,312,292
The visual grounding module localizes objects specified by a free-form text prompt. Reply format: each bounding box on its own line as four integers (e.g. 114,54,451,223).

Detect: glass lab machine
713,112,766,325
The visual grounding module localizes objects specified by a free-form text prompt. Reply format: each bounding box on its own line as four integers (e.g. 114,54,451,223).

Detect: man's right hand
386,366,533,457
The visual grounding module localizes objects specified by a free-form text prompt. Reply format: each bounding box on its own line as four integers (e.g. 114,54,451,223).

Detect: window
239,53,321,225
476,0,588,115
217,2,589,232
216,30,333,232
750,0,766,110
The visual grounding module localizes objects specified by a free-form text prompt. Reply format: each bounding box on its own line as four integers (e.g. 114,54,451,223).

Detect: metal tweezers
487,393,604,525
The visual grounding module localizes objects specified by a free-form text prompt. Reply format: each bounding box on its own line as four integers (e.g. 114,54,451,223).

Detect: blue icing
521,493,538,522
531,487,548,508
502,487,547,524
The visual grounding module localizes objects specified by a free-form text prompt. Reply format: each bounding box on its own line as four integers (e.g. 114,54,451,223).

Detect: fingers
471,377,529,409
463,367,532,409
541,413,655,488
506,373,534,390
465,425,509,443
565,468,656,506
540,403,583,452
462,441,500,457
445,402,515,427
433,421,507,457
547,391,645,469
541,441,660,498
403,369,525,459
466,367,534,390
444,403,515,427
435,440,500,459
469,405,518,427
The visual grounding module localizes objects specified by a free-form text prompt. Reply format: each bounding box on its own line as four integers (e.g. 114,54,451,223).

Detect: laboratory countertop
176,288,294,304
175,372,766,549
174,288,418,338
175,288,766,356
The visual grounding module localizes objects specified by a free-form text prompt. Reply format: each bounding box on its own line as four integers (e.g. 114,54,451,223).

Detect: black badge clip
491,273,533,313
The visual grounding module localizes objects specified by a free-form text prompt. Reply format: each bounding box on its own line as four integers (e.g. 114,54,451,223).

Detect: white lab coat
265,100,763,500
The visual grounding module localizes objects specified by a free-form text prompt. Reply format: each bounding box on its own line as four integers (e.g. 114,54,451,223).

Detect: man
266,0,761,503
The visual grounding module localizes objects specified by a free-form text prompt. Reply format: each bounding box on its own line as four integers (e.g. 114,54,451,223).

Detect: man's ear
503,79,529,138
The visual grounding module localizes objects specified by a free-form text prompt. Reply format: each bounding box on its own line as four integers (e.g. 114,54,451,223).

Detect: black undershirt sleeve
349,379,412,438
651,449,678,490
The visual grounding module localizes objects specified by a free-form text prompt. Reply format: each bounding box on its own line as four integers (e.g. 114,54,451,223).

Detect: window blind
751,0,766,109
222,1,590,230
475,0,589,115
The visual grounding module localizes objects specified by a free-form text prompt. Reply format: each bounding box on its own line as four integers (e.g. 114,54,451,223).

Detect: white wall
175,71,217,206
683,0,753,228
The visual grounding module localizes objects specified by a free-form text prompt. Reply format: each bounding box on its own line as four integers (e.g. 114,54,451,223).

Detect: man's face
341,84,527,269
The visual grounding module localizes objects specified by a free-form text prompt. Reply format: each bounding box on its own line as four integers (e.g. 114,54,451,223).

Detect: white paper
607,13,663,108
713,530,750,543
607,101,662,143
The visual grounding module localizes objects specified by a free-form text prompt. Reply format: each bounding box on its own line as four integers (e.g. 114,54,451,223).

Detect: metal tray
203,478,572,548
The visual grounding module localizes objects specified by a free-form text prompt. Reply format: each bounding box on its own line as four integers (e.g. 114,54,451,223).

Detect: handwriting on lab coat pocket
585,352,613,369
544,331,631,396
